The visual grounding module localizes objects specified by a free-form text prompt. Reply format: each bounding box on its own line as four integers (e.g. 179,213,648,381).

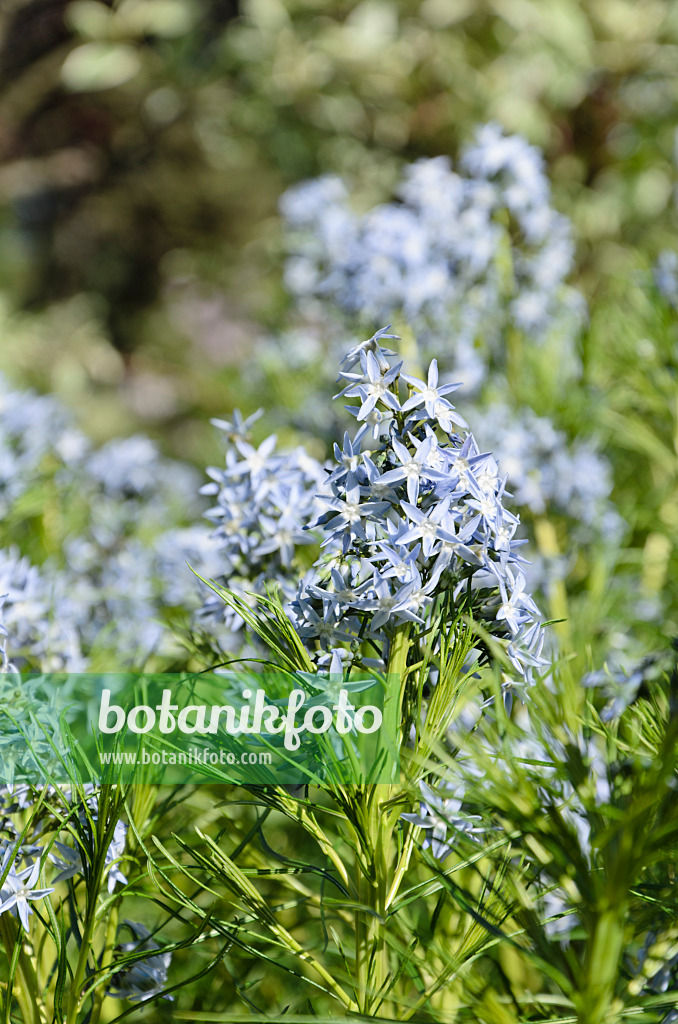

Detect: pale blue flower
0,856,54,931
378,435,448,504
490,564,541,635
109,921,172,1002
401,781,484,861
401,359,466,430
339,325,400,373
105,819,128,893
198,419,328,643
315,473,391,551
223,435,279,488
336,350,402,421
398,498,458,558
50,842,83,884
210,407,263,442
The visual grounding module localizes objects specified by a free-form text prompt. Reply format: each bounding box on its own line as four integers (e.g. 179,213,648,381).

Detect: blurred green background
0,0,676,462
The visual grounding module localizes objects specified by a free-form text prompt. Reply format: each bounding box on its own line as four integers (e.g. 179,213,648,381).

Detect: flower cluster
199,409,327,636
471,403,624,536
463,713,615,943
288,331,546,685
281,124,584,388
582,647,673,721
0,373,87,516
0,547,88,672
0,375,215,670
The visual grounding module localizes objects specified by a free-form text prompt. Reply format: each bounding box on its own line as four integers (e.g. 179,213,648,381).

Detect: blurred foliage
0,0,677,355
0,0,240,353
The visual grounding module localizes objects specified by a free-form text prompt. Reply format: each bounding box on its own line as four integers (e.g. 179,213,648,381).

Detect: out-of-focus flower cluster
401,779,485,862
470,403,625,593
471,404,619,531
583,647,674,722
281,124,585,391
0,375,88,515
0,374,217,671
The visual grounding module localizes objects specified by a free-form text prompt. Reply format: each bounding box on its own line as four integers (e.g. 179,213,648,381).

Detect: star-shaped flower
0,857,54,931
336,350,402,421
401,359,467,432
338,325,400,373
379,435,448,504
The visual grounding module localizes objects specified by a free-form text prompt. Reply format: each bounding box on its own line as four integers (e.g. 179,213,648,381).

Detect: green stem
298,808,351,890
66,788,113,1024
385,827,416,910
89,899,120,1024
0,916,43,1024
355,805,389,1016
506,325,523,398
387,624,411,682
578,908,626,1024
354,626,412,1015
65,901,98,1024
